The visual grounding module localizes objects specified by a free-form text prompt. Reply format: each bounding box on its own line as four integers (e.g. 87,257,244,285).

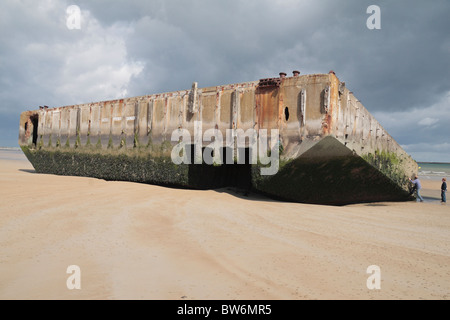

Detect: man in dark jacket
442,178,447,203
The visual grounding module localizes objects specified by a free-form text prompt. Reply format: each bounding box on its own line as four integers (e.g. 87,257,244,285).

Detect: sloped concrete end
252,136,414,205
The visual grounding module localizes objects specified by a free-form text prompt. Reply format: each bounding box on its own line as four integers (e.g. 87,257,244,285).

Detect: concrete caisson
19,72,418,205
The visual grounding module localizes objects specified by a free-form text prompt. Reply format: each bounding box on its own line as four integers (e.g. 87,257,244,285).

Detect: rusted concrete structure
19,71,418,205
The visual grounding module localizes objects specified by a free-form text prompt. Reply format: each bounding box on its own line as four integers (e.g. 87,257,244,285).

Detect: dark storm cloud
0,0,449,161
74,0,450,111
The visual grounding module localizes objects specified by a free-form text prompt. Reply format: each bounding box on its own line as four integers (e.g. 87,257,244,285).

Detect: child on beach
409,176,424,202
442,178,447,203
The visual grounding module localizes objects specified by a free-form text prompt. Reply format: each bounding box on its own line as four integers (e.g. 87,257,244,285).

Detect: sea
418,162,450,180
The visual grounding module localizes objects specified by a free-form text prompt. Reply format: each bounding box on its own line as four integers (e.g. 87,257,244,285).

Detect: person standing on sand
441,178,447,203
409,176,424,202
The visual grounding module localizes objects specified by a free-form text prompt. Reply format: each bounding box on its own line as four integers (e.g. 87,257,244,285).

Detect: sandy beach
0,150,449,300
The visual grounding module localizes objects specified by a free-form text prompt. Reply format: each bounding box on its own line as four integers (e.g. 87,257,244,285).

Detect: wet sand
0,151,449,300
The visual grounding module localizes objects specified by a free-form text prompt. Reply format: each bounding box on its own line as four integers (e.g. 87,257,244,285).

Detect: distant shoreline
418,162,450,165
0,147,20,151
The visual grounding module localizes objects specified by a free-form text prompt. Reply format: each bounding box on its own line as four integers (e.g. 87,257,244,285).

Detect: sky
0,0,449,162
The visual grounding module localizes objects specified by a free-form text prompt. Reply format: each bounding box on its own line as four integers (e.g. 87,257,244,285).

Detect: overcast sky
1,0,449,162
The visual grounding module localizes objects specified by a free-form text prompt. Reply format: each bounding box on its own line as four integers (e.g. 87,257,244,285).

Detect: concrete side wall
19,75,337,151
329,79,418,178
275,74,331,158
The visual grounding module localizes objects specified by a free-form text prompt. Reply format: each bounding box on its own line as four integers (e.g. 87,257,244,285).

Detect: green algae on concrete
362,150,411,191
21,145,190,187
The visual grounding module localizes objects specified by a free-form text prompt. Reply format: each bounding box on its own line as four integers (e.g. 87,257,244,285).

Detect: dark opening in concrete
187,145,252,190
30,115,39,147
284,107,290,121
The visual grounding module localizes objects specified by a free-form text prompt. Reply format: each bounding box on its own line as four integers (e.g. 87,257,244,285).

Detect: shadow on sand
18,169,434,207
19,169,37,174
213,187,280,204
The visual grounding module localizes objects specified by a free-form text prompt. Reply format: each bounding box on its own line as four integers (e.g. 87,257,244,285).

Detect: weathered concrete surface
19,72,418,205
